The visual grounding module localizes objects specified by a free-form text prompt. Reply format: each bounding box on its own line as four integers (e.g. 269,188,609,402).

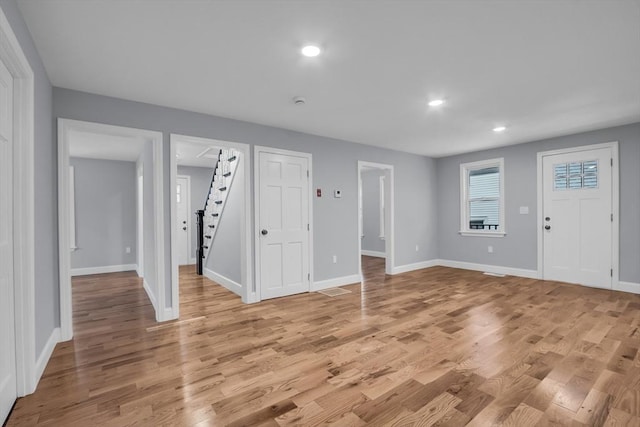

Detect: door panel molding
536,141,619,288
254,146,313,302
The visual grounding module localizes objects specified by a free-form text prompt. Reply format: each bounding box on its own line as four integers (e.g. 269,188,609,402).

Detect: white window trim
459,157,506,237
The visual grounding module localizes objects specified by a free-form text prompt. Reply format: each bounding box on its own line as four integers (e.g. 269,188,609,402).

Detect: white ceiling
19,0,640,157
69,130,145,162
176,142,220,168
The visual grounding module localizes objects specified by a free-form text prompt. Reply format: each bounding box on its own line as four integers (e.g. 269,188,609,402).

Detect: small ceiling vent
293,96,306,105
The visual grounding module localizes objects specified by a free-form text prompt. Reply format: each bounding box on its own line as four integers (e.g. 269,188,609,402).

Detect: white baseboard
312,274,362,292
391,259,439,275
71,263,137,276
35,327,60,386
143,279,157,313
615,281,640,295
436,259,539,279
361,250,386,258
204,268,242,297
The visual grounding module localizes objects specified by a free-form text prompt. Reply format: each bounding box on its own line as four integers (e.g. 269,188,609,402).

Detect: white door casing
0,56,17,424
176,176,190,265
137,169,144,277
541,145,615,289
257,149,311,300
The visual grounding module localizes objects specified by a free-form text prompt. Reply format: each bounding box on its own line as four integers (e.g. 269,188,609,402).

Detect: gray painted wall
177,165,214,261
1,0,57,358
206,157,243,283
361,169,385,253
436,122,640,283
70,158,136,269
53,87,439,306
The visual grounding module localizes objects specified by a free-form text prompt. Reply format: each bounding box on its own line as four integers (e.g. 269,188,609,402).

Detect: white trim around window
459,157,506,237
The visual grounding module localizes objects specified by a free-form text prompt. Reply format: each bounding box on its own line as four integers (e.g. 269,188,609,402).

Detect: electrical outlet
125,246,131,254
488,246,493,253
332,255,337,264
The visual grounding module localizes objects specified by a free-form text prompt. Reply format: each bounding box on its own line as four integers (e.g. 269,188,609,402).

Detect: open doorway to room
358,161,394,282
170,134,253,315
58,119,165,341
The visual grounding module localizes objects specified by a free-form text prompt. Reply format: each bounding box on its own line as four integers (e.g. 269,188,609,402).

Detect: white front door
176,176,190,265
0,57,17,424
258,151,310,299
542,146,613,288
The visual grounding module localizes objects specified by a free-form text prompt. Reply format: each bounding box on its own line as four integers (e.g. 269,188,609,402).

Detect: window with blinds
460,158,505,236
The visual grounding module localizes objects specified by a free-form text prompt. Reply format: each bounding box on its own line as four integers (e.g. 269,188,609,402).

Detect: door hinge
307,223,310,231
308,273,310,281
307,170,309,178
611,268,613,277
611,213,614,222
611,158,613,166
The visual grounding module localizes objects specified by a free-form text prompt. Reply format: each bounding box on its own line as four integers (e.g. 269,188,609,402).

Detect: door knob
182,227,187,231
261,229,268,235
544,225,551,230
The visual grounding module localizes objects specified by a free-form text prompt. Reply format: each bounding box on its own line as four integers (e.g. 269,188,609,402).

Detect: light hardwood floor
7,257,640,426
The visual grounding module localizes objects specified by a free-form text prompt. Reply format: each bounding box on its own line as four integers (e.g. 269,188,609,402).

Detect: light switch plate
519,206,529,214
334,190,342,198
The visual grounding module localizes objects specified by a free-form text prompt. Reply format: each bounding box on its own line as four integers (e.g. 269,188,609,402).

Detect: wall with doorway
361,169,386,255
53,88,439,302
0,0,58,359
436,122,640,283
69,157,137,272
177,165,214,262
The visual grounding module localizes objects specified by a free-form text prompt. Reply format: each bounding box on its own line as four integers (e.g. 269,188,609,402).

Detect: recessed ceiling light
493,126,507,132
301,45,321,57
428,99,445,107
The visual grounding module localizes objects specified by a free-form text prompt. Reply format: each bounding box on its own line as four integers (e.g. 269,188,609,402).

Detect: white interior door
176,176,190,265
0,57,17,424
259,151,310,299
542,146,613,288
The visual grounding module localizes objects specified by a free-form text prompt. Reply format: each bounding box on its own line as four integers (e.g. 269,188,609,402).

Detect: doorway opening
170,134,252,313
58,119,166,339
358,161,394,280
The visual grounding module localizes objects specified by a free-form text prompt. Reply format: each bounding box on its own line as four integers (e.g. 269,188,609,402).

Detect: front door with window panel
0,57,17,424
176,176,190,265
258,151,310,300
542,147,612,288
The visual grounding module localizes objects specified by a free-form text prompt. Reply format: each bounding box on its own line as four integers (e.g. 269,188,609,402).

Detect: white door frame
0,7,36,396
357,161,395,276
136,163,144,277
254,146,313,303
176,174,192,265
170,134,253,312
536,141,619,287
58,119,166,334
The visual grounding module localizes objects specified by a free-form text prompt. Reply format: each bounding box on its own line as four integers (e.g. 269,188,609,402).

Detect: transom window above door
459,158,505,237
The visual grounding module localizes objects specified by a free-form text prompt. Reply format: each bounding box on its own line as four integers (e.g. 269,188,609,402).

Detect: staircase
198,148,239,267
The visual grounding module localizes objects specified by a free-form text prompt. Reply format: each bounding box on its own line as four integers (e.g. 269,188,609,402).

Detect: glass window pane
554,163,568,190
469,199,500,230
568,162,582,176
569,175,582,189
583,173,598,188
469,167,499,199
583,160,597,173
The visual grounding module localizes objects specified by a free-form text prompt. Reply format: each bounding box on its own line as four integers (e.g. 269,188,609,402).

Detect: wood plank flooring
7,257,640,426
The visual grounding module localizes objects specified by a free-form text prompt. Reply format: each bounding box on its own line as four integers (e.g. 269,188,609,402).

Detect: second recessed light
301,45,321,57
493,126,507,132
428,99,445,107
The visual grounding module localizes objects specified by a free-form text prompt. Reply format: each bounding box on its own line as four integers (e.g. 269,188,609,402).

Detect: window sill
458,231,506,238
